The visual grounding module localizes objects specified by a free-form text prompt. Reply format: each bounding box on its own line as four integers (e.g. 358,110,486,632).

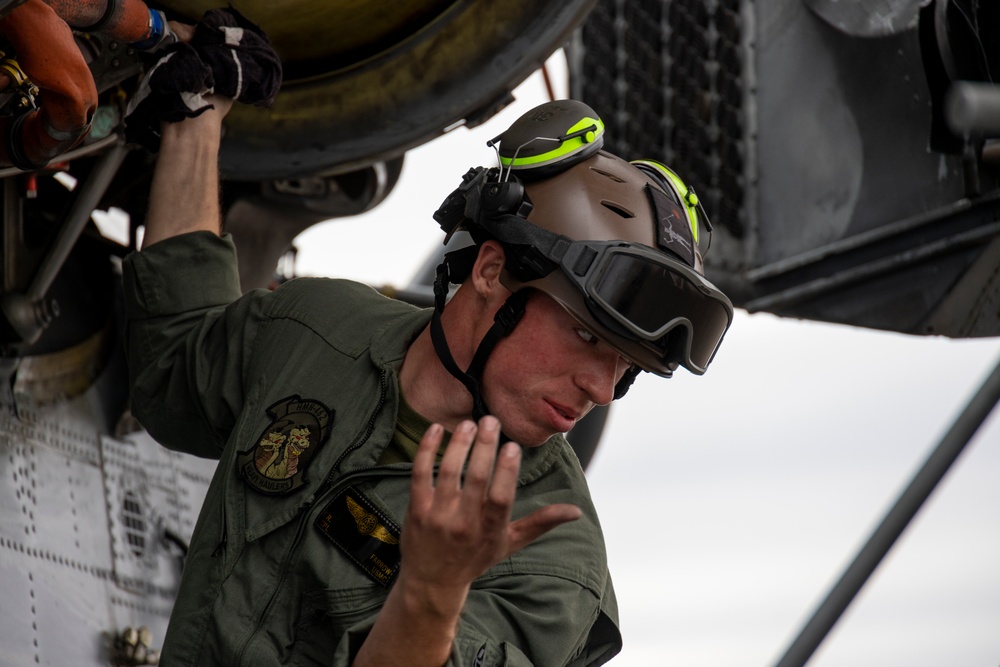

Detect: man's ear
470,240,507,299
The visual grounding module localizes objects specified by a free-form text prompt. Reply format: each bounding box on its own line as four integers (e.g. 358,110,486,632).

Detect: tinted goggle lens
587,251,732,370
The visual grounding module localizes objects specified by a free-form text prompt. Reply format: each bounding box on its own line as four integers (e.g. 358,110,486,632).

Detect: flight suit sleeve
329,573,621,666
122,231,265,458
450,572,621,667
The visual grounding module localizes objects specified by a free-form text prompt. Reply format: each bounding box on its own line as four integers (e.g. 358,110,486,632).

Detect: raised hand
403,417,581,597
353,416,581,666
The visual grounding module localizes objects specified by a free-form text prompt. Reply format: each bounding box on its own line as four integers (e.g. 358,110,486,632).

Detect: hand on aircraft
399,417,582,611
126,7,280,152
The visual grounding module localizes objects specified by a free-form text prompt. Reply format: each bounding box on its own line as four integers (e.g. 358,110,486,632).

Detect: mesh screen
573,0,749,238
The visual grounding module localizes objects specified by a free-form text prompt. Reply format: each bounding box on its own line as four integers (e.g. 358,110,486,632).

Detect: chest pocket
289,586,389,666
286,477,410,663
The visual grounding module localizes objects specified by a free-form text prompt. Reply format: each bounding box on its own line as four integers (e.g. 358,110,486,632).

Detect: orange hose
41,0,152,43
0,0,98,169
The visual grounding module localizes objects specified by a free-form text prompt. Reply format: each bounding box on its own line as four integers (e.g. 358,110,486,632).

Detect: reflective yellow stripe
501,116,605,168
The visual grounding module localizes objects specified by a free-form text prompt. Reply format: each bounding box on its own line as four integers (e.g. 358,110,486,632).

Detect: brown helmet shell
498,150,705,376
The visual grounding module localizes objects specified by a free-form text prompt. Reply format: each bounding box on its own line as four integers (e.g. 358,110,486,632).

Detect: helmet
431,100,733,413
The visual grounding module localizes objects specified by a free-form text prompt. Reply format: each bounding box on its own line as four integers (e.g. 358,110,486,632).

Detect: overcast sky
292,58,1000,667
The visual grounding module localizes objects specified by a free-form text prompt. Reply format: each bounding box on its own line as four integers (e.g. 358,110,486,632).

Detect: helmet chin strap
431,254,529,422
429,246,642,429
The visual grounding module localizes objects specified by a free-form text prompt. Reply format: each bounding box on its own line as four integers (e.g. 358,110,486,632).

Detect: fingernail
481,416,498,432
459,420,475,433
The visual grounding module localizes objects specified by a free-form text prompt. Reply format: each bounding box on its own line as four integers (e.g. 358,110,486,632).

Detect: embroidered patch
647,184,696,268
237,395,333,495
315,486,402,587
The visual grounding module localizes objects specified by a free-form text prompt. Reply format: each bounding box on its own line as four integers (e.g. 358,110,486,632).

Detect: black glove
124,7,282,152
191,7,282,106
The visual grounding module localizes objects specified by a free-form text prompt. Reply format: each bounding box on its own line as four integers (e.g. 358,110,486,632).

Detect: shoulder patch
237,395,333,495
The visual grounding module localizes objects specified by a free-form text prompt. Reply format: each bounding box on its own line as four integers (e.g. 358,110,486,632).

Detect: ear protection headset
430,99,732,422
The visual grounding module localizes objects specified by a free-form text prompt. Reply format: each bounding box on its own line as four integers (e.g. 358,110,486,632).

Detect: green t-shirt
378,392,450,465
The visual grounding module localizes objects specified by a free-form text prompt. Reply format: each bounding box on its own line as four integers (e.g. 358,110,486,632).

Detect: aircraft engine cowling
156,0,598,180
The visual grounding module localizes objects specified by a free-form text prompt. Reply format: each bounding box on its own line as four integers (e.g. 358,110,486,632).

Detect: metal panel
1,382,214,663
569,0,1000,338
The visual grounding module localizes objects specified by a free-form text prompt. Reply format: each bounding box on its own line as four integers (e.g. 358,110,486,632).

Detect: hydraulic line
0,0,173,169
0,0,97,169
41,0,154,43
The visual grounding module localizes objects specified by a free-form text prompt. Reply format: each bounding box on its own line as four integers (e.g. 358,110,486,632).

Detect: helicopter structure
1,1,998,665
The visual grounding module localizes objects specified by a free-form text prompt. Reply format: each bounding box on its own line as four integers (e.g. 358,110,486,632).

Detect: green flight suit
122,231,621,666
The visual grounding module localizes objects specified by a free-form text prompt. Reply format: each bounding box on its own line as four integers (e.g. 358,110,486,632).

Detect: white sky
292,55,1000,667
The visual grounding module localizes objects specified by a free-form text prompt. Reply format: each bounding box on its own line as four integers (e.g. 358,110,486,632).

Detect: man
124,89,732,664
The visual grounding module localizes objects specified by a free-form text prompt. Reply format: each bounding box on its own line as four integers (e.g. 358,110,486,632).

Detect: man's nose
575,345,627,406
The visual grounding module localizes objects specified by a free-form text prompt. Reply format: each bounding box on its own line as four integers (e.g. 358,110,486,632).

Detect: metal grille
121,489,146,558
572,0,750,239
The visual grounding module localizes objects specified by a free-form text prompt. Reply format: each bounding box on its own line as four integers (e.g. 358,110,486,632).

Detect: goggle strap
478,211,570,258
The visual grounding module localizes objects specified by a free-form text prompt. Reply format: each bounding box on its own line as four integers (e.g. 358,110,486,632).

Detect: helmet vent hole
601,201,635,219
590,167,626,183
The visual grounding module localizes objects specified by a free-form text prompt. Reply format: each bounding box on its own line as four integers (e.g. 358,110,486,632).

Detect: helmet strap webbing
431,259,530,422
467,289,530,382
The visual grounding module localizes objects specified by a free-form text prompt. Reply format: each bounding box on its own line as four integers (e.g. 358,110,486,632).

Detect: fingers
404,417,582,583
463,417,501,499
487,441,522,506
433,417,503,492
436,420,477,492
410,423,443,513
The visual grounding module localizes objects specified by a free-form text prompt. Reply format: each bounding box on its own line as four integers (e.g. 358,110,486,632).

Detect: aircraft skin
1,0,998,664
1,377,213,665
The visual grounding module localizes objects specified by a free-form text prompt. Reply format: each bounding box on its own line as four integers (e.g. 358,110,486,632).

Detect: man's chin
500,424,555,448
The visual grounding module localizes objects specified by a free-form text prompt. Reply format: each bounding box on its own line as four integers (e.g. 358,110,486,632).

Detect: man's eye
575,328,598,344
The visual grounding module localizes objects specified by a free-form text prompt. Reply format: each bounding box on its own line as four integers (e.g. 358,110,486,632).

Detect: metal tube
27,141,127,300
3,176,20,291
774,352,1000,667
0,133,120,179
945,81,1000,139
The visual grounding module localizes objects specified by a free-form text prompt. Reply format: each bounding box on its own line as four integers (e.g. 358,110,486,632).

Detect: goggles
434,146,733,375
447,164,733,375
541,238,733,374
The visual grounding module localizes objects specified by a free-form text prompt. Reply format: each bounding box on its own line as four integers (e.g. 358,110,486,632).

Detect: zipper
329,369,388,475
211,510,227,558
235,369,392,665
235,463,413,665
237,499,312,666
